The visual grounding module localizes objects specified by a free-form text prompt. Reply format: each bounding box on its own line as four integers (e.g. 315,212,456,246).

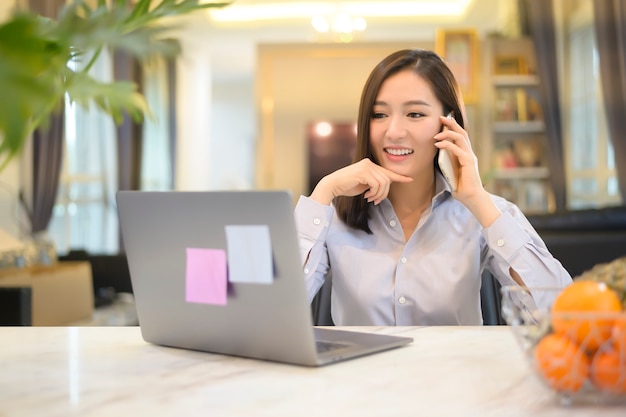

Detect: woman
295,49,571,326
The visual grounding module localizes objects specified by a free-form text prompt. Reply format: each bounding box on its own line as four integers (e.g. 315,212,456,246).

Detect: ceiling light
352,17,366,31
311,13,366,34
311,15,330,32
210,2,335,22
208,0,473,23
341,1,472,17
315,121,333,137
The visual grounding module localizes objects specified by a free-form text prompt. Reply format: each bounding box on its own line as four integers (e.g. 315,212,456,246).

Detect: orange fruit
551,281,622,352
614,316,626,357
590,348,626,394
534,333,589,392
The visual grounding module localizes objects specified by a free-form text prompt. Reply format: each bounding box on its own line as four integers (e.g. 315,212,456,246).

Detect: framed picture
494,55,528,75
435,29,479,104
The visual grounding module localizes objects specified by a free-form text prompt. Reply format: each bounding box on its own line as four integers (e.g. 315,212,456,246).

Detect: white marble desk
1,326,624,417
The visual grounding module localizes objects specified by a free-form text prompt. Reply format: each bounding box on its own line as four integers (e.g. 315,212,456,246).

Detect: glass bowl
500,285,626,406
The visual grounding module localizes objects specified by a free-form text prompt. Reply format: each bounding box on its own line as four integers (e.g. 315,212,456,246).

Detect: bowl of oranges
501,278,626,405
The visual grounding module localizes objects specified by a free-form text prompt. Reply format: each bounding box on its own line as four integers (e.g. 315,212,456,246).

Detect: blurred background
0,0,622,258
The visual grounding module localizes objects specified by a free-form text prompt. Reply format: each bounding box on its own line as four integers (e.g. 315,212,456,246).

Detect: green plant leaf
67,71,151,124
0,0,230,170
130,0,154,20
0,13,68,170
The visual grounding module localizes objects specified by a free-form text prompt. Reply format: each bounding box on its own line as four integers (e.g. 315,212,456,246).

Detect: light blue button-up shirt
295,174,572,326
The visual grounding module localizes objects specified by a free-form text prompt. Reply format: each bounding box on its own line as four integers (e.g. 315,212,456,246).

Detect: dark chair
59,250,133,307
311,271,505,326
0,287,32,325
480,271,505,325
311,274,334,326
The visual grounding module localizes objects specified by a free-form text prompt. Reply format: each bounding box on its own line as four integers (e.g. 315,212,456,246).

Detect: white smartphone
437,112,458,191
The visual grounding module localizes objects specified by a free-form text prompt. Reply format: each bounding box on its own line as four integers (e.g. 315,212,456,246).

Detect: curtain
521,0,567,211
113,50,144,192
27,0,66,234
593,0,626,201
113,50,144,250
167,58,177,189
31,107,64,233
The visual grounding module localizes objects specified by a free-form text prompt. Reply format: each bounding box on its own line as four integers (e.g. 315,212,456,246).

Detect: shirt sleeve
294,196,335,302
481,202,572,306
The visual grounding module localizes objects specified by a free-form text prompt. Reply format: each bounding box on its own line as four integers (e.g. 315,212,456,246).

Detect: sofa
481,205,626,325
526,205,626,278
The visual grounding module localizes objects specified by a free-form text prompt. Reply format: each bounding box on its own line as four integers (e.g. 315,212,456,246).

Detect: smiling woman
296,48,572,326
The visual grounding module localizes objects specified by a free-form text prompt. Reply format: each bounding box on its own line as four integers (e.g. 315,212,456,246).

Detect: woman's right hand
310,158,413,205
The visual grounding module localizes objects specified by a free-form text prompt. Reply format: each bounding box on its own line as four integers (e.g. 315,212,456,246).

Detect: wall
173,18,258,191
171,1,516,197
256,42,431,197
210,78,256,190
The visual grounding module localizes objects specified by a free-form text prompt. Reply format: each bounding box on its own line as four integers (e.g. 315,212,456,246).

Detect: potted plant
0,0,227,171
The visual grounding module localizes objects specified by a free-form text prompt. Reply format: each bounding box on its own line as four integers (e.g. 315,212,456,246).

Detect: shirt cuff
294,196,335,240
482,211,532,263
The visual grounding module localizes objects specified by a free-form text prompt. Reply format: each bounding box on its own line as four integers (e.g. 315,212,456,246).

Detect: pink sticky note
185,248,227,305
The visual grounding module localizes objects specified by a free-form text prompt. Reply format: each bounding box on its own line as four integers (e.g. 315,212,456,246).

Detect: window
48,53,174,255
48,50,119,255
563,0,620,209
48,53,118,254
141,57,174,191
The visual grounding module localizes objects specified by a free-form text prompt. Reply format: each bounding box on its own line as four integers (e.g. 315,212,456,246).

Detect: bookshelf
482,37,554,214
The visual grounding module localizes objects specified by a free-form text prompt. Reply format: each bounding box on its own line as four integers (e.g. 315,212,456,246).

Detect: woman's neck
388,172,436,214
387,172,436,241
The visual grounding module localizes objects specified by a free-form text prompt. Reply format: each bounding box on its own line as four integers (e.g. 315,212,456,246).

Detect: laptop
116,190,412,366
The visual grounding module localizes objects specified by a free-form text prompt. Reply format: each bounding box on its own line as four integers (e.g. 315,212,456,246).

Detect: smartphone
437,112,458,191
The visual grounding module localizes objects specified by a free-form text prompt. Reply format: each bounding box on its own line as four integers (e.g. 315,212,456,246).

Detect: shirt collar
433,171,452,208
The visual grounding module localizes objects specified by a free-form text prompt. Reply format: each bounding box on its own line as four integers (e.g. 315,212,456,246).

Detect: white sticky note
225,225,273,284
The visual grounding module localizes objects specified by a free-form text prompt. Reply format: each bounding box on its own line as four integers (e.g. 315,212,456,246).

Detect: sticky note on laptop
225,225,273,284
185,248,228,305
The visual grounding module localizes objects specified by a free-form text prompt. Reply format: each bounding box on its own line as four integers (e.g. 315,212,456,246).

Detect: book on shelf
494,87,542,122
493,137,544,170
516,89,527,122
489,178,550,214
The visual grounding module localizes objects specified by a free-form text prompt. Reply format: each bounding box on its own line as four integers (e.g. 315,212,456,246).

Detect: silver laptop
116,190,412,366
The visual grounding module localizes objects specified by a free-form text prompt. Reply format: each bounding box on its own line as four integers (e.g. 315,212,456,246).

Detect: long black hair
334,49,465,233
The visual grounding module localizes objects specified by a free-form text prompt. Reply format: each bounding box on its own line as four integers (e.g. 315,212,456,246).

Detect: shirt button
497,238,505,247
389,220,397,227
398,296,406,304
304,268,309,274
313,218,321,225
400,257,407,264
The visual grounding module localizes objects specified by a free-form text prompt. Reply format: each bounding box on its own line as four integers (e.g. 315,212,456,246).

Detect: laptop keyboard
316,340,351,353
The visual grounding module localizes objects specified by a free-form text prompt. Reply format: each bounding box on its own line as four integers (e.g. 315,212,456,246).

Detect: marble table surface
1,326,624,417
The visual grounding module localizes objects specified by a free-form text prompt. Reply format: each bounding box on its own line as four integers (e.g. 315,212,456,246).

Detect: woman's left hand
434,115,502,227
